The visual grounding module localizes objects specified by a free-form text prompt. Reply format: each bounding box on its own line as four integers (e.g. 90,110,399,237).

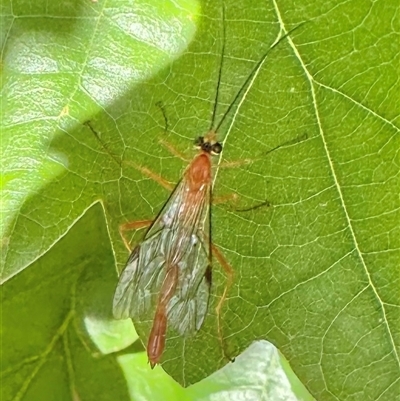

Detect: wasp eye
211,142,222,154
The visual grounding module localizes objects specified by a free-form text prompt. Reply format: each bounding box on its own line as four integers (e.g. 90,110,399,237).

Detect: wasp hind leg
212,244,235,363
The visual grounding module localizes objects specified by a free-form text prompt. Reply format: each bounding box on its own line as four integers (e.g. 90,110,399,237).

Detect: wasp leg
212,244,235,363
119,220,153,252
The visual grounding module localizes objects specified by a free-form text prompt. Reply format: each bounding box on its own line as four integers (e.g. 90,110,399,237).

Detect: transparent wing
112,232,167,320
166,230,211,335
113,169,212,337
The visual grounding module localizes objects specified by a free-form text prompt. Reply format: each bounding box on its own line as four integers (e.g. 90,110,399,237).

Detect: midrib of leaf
272,0,400,371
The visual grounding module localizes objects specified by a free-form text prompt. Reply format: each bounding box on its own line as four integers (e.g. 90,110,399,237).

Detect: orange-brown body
147,151,213,367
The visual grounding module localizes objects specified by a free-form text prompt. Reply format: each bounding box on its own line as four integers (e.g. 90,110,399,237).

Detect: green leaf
1,204,132,400
2,0,399,400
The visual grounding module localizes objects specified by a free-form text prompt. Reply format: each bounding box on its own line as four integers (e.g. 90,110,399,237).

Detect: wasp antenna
209,3,226,132
214,21,307,134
